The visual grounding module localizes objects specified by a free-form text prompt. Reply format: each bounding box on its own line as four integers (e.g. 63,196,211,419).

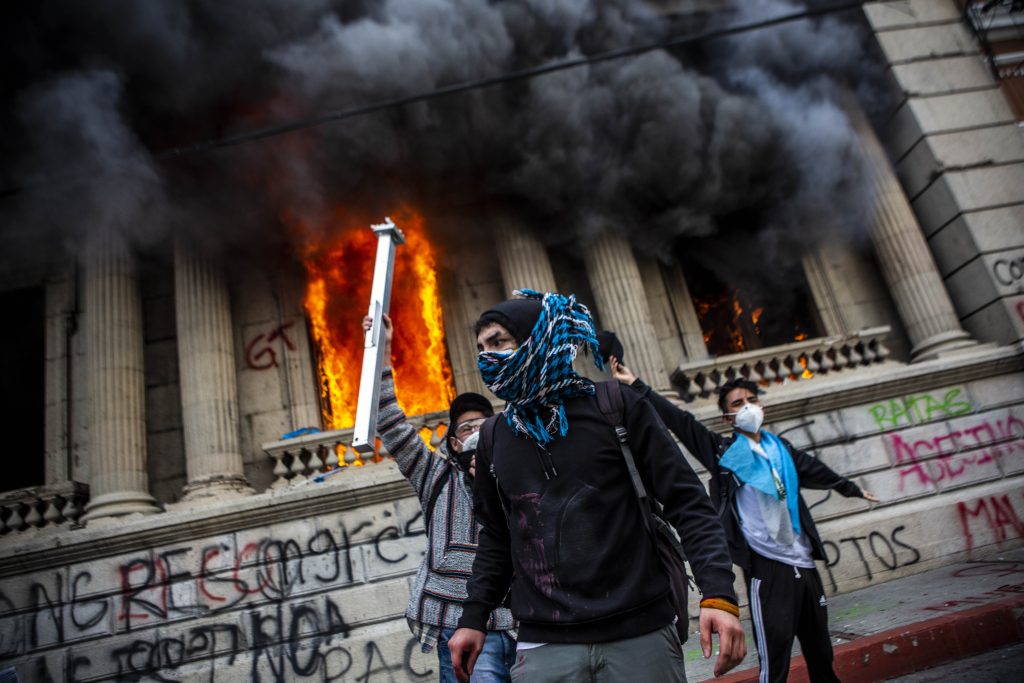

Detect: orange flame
798,354,814,380
298,207,455,430
729,297,746,353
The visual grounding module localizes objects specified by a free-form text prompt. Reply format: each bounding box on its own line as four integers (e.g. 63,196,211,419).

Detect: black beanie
448,392,494,428
596,330,624,365
476,298,544,345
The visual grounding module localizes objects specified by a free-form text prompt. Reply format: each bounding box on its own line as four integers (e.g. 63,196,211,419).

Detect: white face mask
458,431,480,451
731,403,764,434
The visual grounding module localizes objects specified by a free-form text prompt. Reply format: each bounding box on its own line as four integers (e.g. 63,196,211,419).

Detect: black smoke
0,0,891,271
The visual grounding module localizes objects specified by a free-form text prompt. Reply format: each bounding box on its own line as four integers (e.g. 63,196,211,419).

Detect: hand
362,312,394,358
610,356,637,385
447,628,485,683
699,607,746,677
862,490,880,503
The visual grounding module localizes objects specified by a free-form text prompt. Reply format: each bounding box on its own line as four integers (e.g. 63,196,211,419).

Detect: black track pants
746,553,841,683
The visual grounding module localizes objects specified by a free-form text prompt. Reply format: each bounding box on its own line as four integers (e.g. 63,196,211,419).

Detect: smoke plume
0,0,890,273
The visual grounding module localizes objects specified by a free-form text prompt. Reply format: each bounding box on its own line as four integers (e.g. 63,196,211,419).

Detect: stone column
441,270,489,396
174,242,252,500
802,247,849,337
855,112,975,361
661,261,712,362
493,222,558,297
81,231,160,521
637,257,686,373
583,232,671,389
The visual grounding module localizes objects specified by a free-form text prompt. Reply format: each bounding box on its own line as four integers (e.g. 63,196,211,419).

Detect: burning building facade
0,1,1022,681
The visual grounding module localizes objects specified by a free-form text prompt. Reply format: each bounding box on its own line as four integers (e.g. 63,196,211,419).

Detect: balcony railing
0,481,89,534
672,326,891,400
261,409,451,488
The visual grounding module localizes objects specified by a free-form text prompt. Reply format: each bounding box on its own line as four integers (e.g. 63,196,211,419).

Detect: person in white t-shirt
612,359,879,683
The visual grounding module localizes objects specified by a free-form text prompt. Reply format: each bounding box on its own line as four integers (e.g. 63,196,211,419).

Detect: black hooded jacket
458,384,737,643
629,379,863,575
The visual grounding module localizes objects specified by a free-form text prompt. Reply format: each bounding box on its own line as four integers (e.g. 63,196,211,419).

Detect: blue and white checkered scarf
478,289,603,445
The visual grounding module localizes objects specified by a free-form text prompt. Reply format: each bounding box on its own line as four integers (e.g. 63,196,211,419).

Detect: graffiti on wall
958,493,1024,552
867,388,973,431
0,505,435,682
245,322,298,371
821,524,921,593
888,412,1024,491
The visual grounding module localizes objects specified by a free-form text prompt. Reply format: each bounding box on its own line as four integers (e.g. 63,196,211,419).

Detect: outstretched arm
612,357,724,471
787,439,879,502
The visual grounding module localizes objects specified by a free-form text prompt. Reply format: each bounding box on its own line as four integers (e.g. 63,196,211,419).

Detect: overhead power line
155,1,865,161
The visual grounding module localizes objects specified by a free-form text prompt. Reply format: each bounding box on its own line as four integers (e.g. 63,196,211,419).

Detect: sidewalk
682,547,1024,682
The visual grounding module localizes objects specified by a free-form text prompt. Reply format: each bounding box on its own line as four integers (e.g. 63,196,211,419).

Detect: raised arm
364,314,440,501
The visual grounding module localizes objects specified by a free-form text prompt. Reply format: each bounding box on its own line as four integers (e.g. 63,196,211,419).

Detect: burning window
678,240,822,358
298,208,455,430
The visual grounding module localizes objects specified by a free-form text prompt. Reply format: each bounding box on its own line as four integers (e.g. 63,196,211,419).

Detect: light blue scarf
719,431,801,535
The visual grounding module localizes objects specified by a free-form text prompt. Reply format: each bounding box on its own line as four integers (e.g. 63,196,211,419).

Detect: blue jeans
438,628,515,683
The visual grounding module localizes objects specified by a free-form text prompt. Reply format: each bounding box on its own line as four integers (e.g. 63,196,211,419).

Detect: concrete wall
781,371,1024,595
232,268,322,492
865,0,1024,345
676,360,1024,614
0,470,434,683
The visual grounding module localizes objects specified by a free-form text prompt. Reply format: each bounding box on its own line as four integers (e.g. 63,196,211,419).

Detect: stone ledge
0,462,412,579
679,343,1022,433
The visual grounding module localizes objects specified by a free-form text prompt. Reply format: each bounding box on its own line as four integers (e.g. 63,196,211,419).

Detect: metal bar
352,218,406,454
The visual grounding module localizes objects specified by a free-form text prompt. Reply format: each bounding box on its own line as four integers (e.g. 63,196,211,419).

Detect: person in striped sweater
363,314,516,683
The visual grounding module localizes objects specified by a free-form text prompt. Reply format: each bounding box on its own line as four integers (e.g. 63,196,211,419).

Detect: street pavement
884,642,1024,682
681,547,1024,682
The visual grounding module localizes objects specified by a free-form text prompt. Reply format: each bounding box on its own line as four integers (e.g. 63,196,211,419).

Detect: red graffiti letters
245,321,297,370
958,495,1024,552
888,413,1024,491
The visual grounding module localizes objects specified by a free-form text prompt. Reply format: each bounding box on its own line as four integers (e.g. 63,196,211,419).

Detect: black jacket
458,384,737,643
630,379,863,575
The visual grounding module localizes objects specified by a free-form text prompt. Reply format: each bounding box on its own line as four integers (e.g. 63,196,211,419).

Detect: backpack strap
596,382,649,506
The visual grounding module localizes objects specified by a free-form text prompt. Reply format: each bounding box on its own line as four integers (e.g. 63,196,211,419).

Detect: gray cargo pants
510,624,687,683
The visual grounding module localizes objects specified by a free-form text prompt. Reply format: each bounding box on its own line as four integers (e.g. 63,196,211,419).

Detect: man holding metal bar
361,313,516,682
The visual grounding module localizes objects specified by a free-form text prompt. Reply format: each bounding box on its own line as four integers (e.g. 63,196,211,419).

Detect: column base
82,491,161,523
910,330,977,362
180,475,255,503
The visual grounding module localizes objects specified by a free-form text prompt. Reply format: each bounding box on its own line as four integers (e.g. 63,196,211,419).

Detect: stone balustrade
672,326,892,400
261,409,451,487
0,481,89,534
